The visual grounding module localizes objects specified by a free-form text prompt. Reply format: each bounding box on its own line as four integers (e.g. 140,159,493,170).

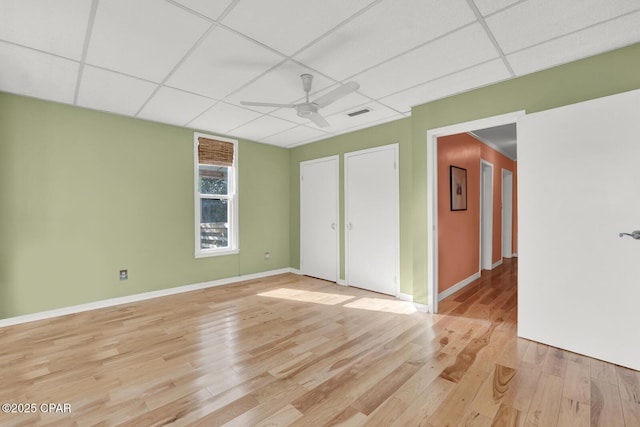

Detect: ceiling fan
240,74,359,128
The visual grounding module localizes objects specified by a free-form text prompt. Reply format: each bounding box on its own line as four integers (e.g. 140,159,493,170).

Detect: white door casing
426,111,525,314
519,88,640,371
480,160,494,271
502,169,513,259
300,156,339,282
345,144,399,296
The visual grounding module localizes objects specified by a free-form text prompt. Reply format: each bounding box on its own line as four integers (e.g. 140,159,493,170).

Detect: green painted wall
0,94,290,319
2,43,639,319
289,119,413,295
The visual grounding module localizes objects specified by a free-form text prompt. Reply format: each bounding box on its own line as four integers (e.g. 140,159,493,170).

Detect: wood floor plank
523,372,563,426
1,259,638,426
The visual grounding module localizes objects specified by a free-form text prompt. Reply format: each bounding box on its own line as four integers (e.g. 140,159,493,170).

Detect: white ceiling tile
262,125,332,147
472,0,520,16
486,0,640,54
228,115,297,142
380,59,510,112
507,11,640,75
0,42,78,104
0,0,92,60
226,61,335,108
222,0,375,56
86,0,210,82
353,24,499,99
188,102,262,134
138,87,216,126
77,66,157,116
323,102,399,133
171,0,235,20
294,0,476,80
167,27,284,99
333,113,405,135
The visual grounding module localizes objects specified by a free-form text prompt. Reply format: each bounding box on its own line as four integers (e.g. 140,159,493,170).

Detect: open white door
519,89,640,371
300,156,339,282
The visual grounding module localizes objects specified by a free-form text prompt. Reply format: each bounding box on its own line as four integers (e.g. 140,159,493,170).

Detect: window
194,133,238,257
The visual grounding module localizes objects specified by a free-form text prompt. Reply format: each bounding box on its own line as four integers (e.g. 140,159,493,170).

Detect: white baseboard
512,253,518,257
413,302,430,313
337,278,348,286
438,271,481,301
289,268,302,275
492,259,503,269
0,268,297,328
397,292,413,302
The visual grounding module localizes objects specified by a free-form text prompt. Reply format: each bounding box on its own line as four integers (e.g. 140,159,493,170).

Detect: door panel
345,145,398,295
300,156,338,282
519,89,640,371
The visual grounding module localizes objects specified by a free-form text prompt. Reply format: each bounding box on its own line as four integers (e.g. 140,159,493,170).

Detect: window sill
195,248,239,258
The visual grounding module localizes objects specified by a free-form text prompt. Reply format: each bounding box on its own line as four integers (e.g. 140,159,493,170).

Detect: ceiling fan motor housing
296,103,319,118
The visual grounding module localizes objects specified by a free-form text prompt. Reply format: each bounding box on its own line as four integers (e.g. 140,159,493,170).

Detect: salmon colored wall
438,134,480,293
438,133,517,294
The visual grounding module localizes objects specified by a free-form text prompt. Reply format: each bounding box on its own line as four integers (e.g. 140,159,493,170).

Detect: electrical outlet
119,269,128,280
264,252,270,260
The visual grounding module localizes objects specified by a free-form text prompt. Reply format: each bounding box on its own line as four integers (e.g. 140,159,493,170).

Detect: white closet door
300,156,338,282
345,144,399,295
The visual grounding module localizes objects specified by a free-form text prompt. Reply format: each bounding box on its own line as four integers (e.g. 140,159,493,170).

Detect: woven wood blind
198,137,234,167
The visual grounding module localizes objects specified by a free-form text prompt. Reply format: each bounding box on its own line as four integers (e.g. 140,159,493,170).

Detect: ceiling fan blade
308,112,330,128
313,81,360,108
240,101,296,108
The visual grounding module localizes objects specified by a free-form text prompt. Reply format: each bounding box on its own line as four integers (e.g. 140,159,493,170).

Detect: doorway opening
426,111,523,313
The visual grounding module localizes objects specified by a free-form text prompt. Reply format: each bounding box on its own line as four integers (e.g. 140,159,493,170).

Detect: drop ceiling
1,0,638,148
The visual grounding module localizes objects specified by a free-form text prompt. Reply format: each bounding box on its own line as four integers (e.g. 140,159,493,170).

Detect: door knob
619,230,640,240
331,223,336,230
347,223,353,230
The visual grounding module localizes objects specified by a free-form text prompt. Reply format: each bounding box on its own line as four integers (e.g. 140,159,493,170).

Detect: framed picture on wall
450,166,467,211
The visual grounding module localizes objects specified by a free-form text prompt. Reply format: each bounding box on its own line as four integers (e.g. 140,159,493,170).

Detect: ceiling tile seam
340,20,478,83
72,0,100,105
503,8,640,59
0,39,80,63
287,0,386,60
481,0,529,19
134,22,222,117
376,56,502,102
217,58,290,102
223,108,302,136
465,0,515,77
260,125,332,145
182,99,253,129
164,0,215,23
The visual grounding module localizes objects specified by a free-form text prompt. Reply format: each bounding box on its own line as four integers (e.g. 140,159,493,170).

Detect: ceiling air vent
347,107,371,117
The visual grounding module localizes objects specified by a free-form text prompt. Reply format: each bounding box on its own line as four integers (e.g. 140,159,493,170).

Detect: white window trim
194,132,239,258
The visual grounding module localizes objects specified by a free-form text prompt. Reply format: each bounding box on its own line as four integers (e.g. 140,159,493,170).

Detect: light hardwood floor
1,259,639,426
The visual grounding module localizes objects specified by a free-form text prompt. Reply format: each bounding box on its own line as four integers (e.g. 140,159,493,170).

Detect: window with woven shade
194,133,239,257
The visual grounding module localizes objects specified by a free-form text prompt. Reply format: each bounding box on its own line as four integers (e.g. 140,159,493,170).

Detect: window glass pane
199,165,228,195
200,198,228,249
